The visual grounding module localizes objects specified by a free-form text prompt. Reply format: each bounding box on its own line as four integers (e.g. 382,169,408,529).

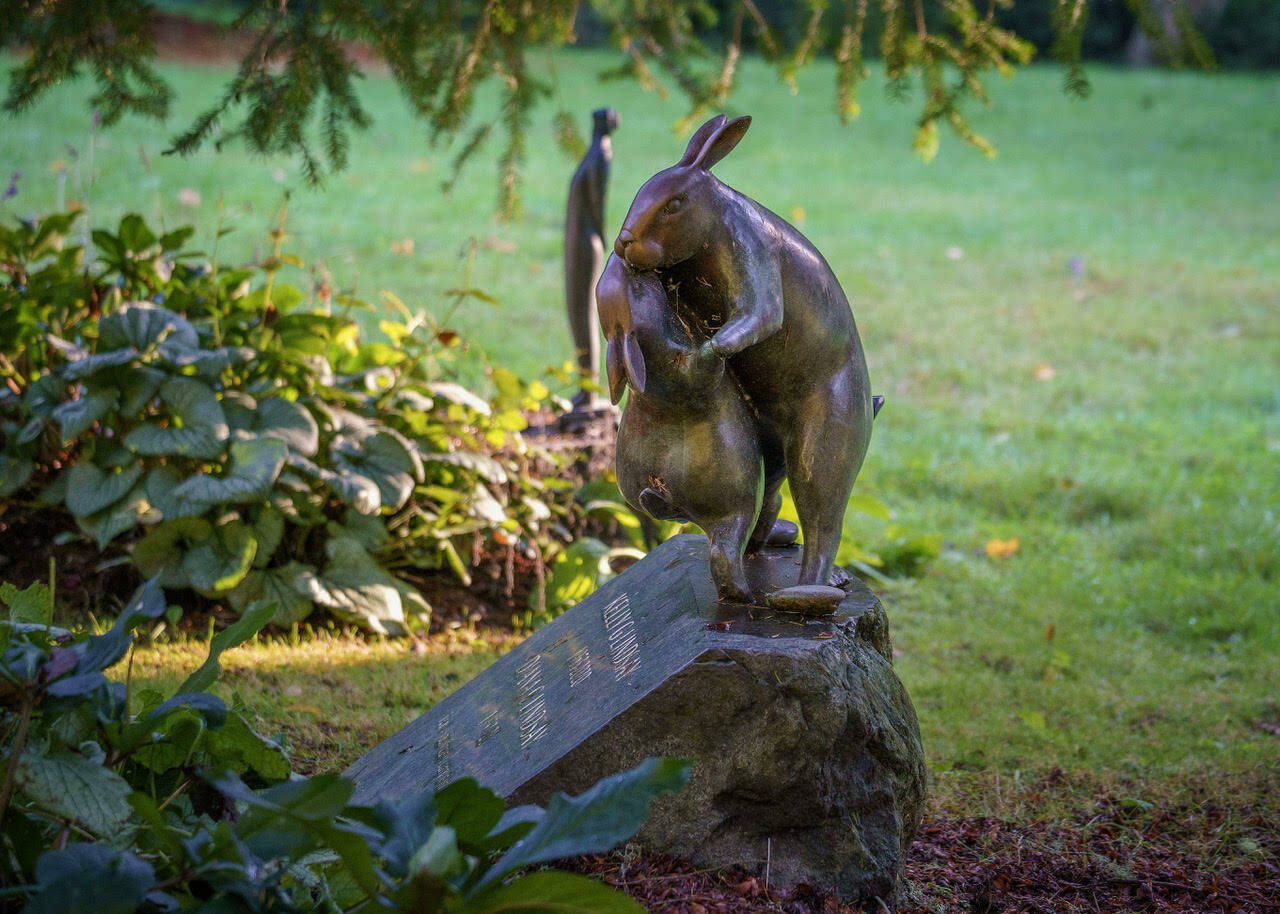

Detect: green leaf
286,453,382,515
27,845,154,914
172,436,287,507
130,708,206,773
133,517,257,595
221,390,257,430
460,870,647,914
16,752,133,836
171,344,255,375
225,773,356,862
477,758,691,891
408,824,466,881
251,505,286,567
435,778,508,849
116,365,166,414
143,464,202,520
0,580,53,625
429,381,491,416
180,599,278,694
125,376,228,459
185,519,257,596
75,578,166,673
97,301,199,355
490,366,523,401
294,536,406,635
133,517,209,589
18,416,43,444
78,483,149,548
117,213,157,252
333,431,422,512
539,538,610,614
52,387,118,441
256,396,320,456
333,508,389,550
64,461,142,517
424,449,509,486
229,563,314,626
847,493,893,521
58,347,136,381
0,453,35,496
205,712,291,782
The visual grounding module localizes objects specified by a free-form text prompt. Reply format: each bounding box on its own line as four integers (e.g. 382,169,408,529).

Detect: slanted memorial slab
346,534,926,907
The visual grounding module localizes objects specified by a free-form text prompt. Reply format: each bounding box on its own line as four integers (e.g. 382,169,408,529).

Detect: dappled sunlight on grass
11,52,1277,801
123,632,523,773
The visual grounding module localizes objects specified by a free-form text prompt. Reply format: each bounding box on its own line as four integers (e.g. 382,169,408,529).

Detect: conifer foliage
2,0,1210,209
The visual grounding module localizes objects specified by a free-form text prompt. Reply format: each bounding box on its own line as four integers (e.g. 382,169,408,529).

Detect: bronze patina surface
605,114,880,603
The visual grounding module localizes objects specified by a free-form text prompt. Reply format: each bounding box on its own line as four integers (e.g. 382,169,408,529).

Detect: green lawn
4,52,1278,794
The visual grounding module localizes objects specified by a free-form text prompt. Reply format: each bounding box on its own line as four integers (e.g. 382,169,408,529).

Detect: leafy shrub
0,210,572,633
0,579,691,912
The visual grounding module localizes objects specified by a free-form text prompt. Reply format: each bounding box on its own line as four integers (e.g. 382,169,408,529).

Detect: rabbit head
614,114,751,271
595,254,650,404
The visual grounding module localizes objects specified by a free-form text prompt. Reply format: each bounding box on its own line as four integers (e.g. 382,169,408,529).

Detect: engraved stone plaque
344,533,882,805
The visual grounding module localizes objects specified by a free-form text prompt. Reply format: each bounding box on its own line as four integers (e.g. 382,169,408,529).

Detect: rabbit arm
705,264,785,358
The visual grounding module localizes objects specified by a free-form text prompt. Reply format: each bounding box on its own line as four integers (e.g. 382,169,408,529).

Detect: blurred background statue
563,107,618,415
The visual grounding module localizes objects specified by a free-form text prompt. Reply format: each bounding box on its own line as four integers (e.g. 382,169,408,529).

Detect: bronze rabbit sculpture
597,253,765,603
612,114,879,594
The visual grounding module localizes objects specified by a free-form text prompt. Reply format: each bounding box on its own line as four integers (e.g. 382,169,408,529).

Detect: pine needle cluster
1,0,1212,214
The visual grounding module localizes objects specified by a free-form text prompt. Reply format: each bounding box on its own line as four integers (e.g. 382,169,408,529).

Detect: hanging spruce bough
2,1,1212,211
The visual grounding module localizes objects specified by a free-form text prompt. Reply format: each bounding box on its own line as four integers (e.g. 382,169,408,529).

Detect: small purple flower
2,171,18,200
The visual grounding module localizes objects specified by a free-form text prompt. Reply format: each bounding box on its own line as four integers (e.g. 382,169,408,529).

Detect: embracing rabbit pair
597,255,765,603
609,113,879,594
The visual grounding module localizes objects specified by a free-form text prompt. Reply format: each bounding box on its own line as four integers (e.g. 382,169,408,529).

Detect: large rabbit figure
597,253,765,603
613,114,878,590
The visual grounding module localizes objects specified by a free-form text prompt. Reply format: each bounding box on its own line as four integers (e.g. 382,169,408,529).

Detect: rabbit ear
605,332,647,403
690,115,751,171
606,336,627,404
623,332,647,395
677,114,729,166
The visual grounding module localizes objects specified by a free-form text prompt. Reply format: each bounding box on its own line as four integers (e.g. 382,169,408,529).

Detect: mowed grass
5,52,1278,794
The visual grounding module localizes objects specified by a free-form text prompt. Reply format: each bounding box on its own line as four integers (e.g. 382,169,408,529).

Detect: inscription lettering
569,646,593,688
603,594,641,680
432,714,453,789
517,654,549,749
476,707,501,747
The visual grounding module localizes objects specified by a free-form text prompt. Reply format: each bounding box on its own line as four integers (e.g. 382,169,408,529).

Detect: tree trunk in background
1126,0,1227,65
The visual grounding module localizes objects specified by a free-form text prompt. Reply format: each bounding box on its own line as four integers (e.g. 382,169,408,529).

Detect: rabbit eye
662,196,684,215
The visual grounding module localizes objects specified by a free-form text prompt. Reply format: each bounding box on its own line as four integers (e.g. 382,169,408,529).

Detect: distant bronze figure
598,254,764,603
564,107,619,410
610,113,882,604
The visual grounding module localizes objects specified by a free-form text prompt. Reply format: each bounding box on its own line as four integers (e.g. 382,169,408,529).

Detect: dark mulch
563,775,1280,913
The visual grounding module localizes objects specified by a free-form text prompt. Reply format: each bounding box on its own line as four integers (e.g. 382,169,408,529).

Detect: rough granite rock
345,536,926,908
508,559,926,909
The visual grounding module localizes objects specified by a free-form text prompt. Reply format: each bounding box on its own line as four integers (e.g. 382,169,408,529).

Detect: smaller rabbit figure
597,253,764,604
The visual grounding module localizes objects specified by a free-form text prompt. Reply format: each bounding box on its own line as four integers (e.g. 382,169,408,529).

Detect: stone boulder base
509,549,926,908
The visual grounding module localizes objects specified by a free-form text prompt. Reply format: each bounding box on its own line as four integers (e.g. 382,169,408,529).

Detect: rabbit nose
615,229,636,259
